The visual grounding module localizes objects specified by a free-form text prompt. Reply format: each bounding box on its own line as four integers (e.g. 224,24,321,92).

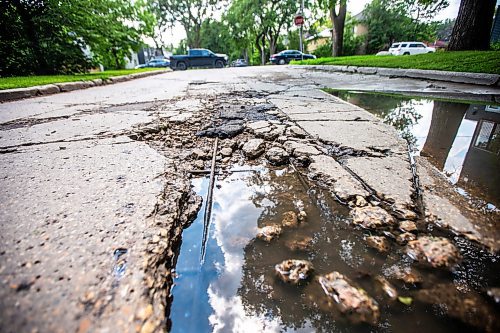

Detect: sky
153,0,496,48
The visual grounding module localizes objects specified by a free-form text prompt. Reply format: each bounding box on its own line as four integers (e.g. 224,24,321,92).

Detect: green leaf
398,296,413,305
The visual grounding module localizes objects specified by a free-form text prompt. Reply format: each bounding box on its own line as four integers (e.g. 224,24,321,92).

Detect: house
124,47,171,69
352,10,368,54
306,28,331,53
306,10,369,55
491,5,500,43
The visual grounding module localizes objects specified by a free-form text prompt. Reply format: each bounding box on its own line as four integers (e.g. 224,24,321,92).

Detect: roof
306,28,332,41
353,10,366,21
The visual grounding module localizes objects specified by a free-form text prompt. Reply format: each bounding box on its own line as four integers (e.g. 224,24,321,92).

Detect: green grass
0,68,166,90
292,51,500,74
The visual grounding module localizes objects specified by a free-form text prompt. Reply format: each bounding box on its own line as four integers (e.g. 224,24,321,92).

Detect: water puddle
169,165,500,332
330,91,500,209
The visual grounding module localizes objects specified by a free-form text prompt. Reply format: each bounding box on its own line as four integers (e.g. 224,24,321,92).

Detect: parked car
231,59,248,67
135,59,170,69
270,50,316,65
388,42,435,56
169,49,228,70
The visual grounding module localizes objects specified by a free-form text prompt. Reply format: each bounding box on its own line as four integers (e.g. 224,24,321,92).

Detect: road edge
0,70,169,103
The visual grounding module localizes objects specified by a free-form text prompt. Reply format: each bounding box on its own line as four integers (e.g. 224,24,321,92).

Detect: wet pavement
1,66,500,332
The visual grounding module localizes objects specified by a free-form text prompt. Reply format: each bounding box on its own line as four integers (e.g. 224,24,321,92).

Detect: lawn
292,51,500,74
0,68,166,90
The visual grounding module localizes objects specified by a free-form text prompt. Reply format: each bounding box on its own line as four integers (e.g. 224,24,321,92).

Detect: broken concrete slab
283,141,321,156
416,157,499,251
345,156,416,218
308,154,368,200
300,120,408,154
288,110,376,122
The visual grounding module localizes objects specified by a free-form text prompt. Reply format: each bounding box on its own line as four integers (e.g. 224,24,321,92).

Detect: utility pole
299,0,304,60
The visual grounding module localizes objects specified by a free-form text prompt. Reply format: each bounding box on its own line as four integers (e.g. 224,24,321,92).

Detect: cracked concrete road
1,66,499,333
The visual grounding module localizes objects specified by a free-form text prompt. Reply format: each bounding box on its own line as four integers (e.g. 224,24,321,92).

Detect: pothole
131,90,500,333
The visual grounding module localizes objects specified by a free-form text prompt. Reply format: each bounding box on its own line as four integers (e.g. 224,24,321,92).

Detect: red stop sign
294,15,304,26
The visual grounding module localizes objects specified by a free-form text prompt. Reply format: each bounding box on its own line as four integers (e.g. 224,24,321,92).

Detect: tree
448,0,497,50
199,19,231,54
152,0,225,48
362,0,447,53
0,0,153,75
227,0,300,65
318,0,347,56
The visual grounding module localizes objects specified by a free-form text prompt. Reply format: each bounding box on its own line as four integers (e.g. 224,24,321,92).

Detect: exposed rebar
200,137,218,264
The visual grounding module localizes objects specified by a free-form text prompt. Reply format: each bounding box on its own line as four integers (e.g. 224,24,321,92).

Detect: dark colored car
135,59,170,69
169,49,228,70
270,50,316,65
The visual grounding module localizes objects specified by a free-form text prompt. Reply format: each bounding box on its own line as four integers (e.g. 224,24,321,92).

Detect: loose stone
396,232,417,245
486,288,500,304
242,139,265,159
318,271,380,325
282,211,299,228
365,236,390,253
265,147,289,166
355,196,368,207
256,225,282,242
384,265,423,284
285,237,313,251
286,125,307,138
406,236,462,269
220,147,233,157
351,206,395,229
399,220,417,233
275,259,314,284
374,276,398,300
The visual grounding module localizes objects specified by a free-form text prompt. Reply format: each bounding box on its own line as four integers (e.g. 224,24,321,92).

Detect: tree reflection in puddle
331,91,500,209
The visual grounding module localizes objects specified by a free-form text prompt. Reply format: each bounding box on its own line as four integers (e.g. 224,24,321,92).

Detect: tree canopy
0,0,154,76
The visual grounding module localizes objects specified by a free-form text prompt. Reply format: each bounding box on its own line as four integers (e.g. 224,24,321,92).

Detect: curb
0,70,169,103
292,65,500,87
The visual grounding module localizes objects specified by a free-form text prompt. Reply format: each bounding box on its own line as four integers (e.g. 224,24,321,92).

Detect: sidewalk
290,65,500,87
0,70,169,103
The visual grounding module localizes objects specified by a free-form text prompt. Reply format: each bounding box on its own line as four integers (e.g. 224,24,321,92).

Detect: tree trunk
329,0,347,57
255,33,266,65
186,24,202,48
448,0,496,50
261,34,267,65
11,0,48,74
268,32,277,57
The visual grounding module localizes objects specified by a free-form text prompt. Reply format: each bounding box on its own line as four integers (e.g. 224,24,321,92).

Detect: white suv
388,42,435,56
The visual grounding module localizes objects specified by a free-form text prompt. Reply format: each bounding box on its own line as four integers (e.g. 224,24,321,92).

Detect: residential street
1,67,499,333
